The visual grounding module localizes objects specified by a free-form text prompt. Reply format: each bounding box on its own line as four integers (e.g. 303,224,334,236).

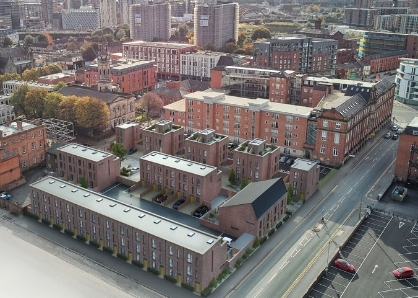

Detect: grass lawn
318,168,338,188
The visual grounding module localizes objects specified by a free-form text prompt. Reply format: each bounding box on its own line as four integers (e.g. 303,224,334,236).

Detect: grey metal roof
58,86,129,104
141,151,217,176
58,143,116,162
30,177,219,254
152,86,186,98
222,178,287,219
334,94,367,118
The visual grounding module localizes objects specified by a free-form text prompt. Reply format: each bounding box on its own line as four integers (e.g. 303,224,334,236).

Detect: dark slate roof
0,47,27,59
297,28,330,35
57,86,128,104
368,50,408,60
152,86,186,98
270,70,288,78
313,85,328,91
344,84,373,101
336,61,363,70
374,77,395,98
75,68,85,74
222,178,287,219
216,56,234,67
0,57,9,68
47,142,66,155
335,93,368,118
180,80,210,92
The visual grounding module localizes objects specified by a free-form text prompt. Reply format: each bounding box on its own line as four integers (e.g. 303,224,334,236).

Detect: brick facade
115,122,141,152
395,117,418,182
288,158,319,201
141,120,185,156
0,154,21,186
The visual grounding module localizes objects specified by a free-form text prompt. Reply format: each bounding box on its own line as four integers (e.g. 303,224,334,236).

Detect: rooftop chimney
17,120,22,130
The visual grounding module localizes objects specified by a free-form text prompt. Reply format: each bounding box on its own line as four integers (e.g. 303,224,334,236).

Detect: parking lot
307,211,418,298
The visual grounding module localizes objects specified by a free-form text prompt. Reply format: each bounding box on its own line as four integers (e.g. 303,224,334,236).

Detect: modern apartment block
29,176,226,293
232,138,280,184
84,59,157,94
253,37,337,76
394,117,418,183
129,1,171,42
193,1,239,50
140,151,222,207
141,120,185,156
184,129,228,167
359,31,413,57
395,58,418,106
99,0,117,28
115,122,141,152
288,158,319,202
123,41,197,81
180,51,225,81
61,8,100,30
0,120,47,170
56,143,120,192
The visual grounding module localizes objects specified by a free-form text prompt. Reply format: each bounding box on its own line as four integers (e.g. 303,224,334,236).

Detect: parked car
193,206,209,217
334,259,355,273
173,199,185,210
228,142,235,149
82,142,92,146
285,158,294,165
0,191,12,200
130,167,140,173
393,267,414,279
384,132,392,139
128,148,138,155
391,125,399,131
392,134,399,140
279,156,289,163
155,194,168,204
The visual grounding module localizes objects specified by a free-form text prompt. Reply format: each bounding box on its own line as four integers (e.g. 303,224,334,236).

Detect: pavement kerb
7,216,166,298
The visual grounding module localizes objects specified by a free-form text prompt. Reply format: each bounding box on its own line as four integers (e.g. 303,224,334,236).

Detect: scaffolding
29,118,75,144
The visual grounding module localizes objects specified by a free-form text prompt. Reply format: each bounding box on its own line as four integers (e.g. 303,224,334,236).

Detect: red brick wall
0,155,21,185
210,69,223,89
184,136,228,167
269,76,290,103
395,134,418,181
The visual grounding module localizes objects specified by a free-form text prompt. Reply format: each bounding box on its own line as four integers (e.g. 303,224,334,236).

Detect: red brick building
232,139,280,184
141,120,184,156
115,122,141,152
184,129,229,167
202,178,287,238
0,154,22,188
289,158,320,202
140,152,222,207
30,177,226,293
152,80,188,105
336,48,357,64
84,59,157,94
122,41,197,81
395,117,418,183
363,50,409,74
56,143,121,192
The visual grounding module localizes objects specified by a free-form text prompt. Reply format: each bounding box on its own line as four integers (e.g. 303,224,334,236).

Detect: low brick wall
116,175,136,187
1,176,26,192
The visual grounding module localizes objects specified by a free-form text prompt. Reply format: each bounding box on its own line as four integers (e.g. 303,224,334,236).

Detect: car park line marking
322,277,347,288
363,221,388,229
372,265,378,273
317,282,343,294
311,288,335,298
331,205,339,211
402,245,418,253
339,196,346,203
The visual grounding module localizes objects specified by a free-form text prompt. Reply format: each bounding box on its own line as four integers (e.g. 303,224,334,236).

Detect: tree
228,168,236,185
203,43,216,51
117,24,130,39
287,184,294,204
22,68,39,81
75,96,109,135
104,34,114,43
23,87,48,119
240,178,248,190
47,64,62,74
116,29,126,41
251,27,271,41
237,32,246,47
139,93,164,119
58,95,77,123
43,33,53,43
102,27,114,36
178,23,189,37
66,41,78,52
110,142,128,161
81,45,97,62
80,176,88,188
243,43,254,55
10,84,29,116
222,42,239,54
52,81,67,92
24,35,34,46
39,65,51,76
0,73,20,92
43,93,63,118
3,36,13,47
37,34,47,43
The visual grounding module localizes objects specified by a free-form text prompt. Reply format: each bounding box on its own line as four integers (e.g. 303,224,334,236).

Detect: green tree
52,81,67,92
139,92,164,119
58,95,77,123
203,43,216,51
75,96,109,135
43,93,64,118
178,23,189,37
81,45,97,62
23,87,48,119
222,42,239,54
116,29,126,41
251,27,271,41
240,178,248,190
39,65,51,76
117,24,130,39
47,64,62,74
104,34,114,43
24,34,34,46
228,168,236,185
10,84,29,116
80,176,88,188
22,68,40,81
110,142,128,161
37,34,47,43
102,27,114,36
287,184,294,204
3,36,13,47
0,73,21,92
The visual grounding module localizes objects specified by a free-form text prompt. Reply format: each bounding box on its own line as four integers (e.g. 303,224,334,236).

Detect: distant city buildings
99,0,117,28
61,8,100,30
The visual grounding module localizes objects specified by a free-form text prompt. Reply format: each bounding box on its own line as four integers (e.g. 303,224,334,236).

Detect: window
106,220,110,229
321,131,327,141
336,122,341,129
333,147,338,156
136,244,140,253
152,239,156,248
136,232,140,241
169,258,173,268
120,226,124,235
323,120,328,127
152,251,156,260
187,266,192,276
320,145,325,154
187,253,192,263
334,133,340,144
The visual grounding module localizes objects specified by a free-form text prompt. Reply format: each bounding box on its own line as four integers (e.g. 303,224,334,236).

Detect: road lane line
290,248,300,258
279,261,289,271
268,273,278,284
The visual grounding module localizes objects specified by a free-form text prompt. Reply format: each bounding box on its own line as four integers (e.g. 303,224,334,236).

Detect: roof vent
60,185,66,188
71,189,78,193
200,166,206,170
163,156,168,159
170,225,178,230
92,151,98,154
138,214,145,218
82,148,87,151
175,159,180,163
96,198,103,202
72,146,77,149
187,232,195,237
83,193,90,197
124,208,131,213
151,153,156,156
109,203,117,207
187,163,192,166
207,239,214,244
49,180,55,184
154,219,161,224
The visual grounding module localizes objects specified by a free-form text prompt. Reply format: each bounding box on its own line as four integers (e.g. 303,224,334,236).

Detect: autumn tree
43,93,64,118
43,33,53,43
251,27,271,41
47,64,62,74
52,81,67,91
66,41,78,51
243,43,254,55
116,29,126,41
75,96,109,135
237,32,246,47
58,95,78,123
139,93,164,118
110,142,128,161
22,68,40,81
0,73,21,92
10,84,29,116
3,37,13,47
23,88,48,119
39,65,51,76
81,44,97,61
222,42,239,54
24,35,34,46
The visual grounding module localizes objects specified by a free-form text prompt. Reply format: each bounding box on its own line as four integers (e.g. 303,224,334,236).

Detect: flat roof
123,41,194,49
291,158,318,171
0,121,37,136
141,151,217,176
57,143,116,162
116,122,139,129
3,80,55,89
88,59,155,71
163,98,186,112
30,177,219,254
38,73,73,80
304,76,375,87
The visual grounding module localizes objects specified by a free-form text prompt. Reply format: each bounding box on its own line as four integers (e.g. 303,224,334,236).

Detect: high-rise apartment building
129,1,171,41
395,58,418,106
61,7,100,30
99,0,116,28
193,1,239,50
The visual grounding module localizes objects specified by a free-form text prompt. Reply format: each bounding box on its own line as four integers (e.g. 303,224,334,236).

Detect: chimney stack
17,120,22,130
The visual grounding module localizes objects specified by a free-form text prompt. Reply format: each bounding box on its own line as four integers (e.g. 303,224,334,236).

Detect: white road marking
290,248,300,258
399,222,405,228
372,265,378,273
279,261,289,271
268,273,278,283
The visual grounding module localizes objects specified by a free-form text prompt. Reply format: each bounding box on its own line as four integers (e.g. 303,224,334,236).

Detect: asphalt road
220,136,398,298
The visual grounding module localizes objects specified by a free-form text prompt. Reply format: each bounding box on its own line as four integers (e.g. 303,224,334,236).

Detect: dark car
228,142,235,149
285,158,294,165
193,206,209,218
393,267,414,279
173,199,185,210
82,142,92,146
128,148,138,155
392,134,399,140
334,259,355,273
155,194,168,204
279,156,289,163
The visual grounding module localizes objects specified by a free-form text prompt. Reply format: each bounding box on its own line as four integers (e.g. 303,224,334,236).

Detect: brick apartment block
57,144,120,192
141,120,185,156
184,129,229,167
288,158,320,202
140,152,222,207
0,154,21,186
202,178,287,239
115,122,141,152
364,50,409,74
232,139,280,184
29,177,226,293
395,117,418,182
0,120,47,170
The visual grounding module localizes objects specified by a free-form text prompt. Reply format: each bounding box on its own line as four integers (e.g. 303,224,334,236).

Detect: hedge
132,260,144,268
164,275,177,283
286,210,293,215
76,235,86,242
260,235,267,244
64,229,74,236
117,253,128,261
252,237,260,248
268,228,275,237
103,246,113,254
283,214,290,222
246,247,254,255
242,253,249,260
89,241,100,248
52,223,61,230
181,283,195,292
235,258,244,268
147,267,159,275
26,212,39,220
201,287,212,297
41,218,50,225
276,221,282,229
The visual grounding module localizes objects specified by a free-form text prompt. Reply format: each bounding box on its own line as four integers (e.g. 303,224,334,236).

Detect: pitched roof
344,84,373,101
0,47,27,59
222,178,287,219
374,77,394,98
152,86,187,98
334,93,368,118
180,80,210,92
57,86,128,104
216,56,234,67
368,50,408,60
